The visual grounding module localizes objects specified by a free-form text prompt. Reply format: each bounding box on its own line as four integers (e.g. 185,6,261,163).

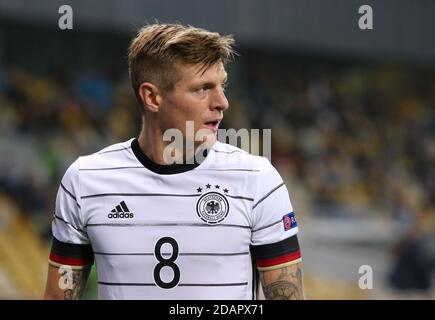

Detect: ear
138,82,162,113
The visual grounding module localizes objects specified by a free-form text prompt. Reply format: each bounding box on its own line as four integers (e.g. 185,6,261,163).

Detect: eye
221,81,228,91
195,86,210,96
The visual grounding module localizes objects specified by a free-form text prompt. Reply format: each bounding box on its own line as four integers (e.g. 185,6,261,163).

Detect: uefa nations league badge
195,183,230,224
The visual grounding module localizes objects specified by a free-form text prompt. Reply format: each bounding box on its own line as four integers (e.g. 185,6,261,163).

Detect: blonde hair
128,23,236,107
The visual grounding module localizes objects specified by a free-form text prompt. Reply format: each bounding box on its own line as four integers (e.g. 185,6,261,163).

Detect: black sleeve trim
251,234,300,260
51,237,94,260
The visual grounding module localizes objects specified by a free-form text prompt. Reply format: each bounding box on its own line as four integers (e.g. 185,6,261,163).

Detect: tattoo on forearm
62,267,90,300
260,263,304,300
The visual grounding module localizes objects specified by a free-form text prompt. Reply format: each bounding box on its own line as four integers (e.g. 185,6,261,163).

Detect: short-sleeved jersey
49,138,301,299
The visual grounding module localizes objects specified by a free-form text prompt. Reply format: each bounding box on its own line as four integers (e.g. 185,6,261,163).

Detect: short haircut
127,23,235,110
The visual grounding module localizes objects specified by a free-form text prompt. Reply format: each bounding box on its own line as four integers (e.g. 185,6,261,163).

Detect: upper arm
44,233,94,300
259,261,304,300
250,159,304,299
44,264,91,300
44,159,94,300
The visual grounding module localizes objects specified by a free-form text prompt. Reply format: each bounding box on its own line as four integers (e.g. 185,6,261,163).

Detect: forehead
175,61,227,85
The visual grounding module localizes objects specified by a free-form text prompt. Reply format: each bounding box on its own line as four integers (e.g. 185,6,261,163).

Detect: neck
138,118,203,166
137,126,168,166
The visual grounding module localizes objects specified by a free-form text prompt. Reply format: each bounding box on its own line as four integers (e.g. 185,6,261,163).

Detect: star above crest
196,183,229,194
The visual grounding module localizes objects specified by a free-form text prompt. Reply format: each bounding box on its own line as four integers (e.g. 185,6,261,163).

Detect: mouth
203,119,222,133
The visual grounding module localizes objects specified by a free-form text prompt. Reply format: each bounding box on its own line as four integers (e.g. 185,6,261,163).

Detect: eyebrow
196,75,228,88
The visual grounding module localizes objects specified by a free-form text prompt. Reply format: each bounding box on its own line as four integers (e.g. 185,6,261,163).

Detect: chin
195,131,216,149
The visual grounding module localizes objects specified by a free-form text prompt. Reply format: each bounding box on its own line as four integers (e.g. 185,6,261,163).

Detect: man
43,23,304,300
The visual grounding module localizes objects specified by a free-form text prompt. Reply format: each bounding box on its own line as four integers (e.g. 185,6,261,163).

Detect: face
157,61,229,147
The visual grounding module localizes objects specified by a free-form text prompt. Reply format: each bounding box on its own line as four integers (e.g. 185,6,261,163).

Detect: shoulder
210,143,285,193
77,138,136,170
209,141,274,174
61,138,136,181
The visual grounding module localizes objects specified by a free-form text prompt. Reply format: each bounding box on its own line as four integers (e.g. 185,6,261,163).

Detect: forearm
259,262,304,300
44,264,91,300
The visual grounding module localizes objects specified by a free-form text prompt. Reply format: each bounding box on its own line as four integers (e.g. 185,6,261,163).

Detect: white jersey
49,138,301,300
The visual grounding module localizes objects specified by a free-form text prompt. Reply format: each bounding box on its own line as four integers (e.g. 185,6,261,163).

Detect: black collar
131,138,206,175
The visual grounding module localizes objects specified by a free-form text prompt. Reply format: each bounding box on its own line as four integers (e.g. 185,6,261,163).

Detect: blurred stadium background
0,0,434,299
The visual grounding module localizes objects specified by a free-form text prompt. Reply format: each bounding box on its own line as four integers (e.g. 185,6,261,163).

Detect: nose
210,86,229,112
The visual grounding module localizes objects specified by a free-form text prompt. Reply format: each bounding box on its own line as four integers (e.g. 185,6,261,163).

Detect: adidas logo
108,201,134,219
